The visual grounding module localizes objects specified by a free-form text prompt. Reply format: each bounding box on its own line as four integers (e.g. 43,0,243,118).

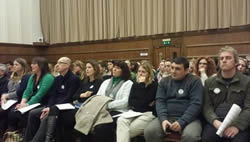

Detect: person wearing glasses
194,57,217,86
23,57,80,142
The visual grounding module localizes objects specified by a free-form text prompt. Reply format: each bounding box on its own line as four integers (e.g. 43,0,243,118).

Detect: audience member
116,61,157,142
59,60,103,142
194,57,217,85
24,57,80,142
7,57,54,131
236,57,248,75
155,60,166,83
72,60,85,81
76,60,133,142
107,60,114,76
0,64,8,98
0,58,29,139
202,46,250,142
162,59,172,77
144,57,203,142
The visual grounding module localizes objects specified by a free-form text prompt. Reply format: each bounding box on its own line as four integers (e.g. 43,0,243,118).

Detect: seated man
202,46,250,142
24,57,80,142
144,57,203,142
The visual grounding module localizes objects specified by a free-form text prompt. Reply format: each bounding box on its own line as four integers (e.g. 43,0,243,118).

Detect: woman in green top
7,57,54,131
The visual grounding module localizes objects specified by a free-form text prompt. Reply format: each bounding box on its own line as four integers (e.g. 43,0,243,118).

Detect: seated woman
194,57,217,85
23,57,80,142
57,60,103,142
7,57,54,131
76,60,133,142
237,57,248,75
0,58,30,138
116,61,158,142
72,60,86,81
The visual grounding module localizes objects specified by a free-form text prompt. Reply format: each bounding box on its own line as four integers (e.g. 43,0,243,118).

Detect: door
154,46,181,67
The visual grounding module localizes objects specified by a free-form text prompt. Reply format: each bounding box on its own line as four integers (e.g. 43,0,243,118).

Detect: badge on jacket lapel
61,85,65,89
178,89,184,95
213,88,221,94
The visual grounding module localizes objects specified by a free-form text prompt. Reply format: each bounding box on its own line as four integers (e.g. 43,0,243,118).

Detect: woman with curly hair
194,57,217,85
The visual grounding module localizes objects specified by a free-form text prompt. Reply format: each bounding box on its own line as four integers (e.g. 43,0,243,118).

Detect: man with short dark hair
202,46,250,142
144,57,204,142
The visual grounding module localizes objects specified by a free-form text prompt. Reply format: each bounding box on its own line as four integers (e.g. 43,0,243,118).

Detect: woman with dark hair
0,58,30,138
194,57,217,85
107,60,114,76
76,60,133,142
7,57,54,131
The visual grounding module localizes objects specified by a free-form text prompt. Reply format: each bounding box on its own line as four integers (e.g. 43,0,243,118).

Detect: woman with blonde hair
237,57,248,75
116,61,158,142
194,57,217,85
0,58,30,137
72,60,85,81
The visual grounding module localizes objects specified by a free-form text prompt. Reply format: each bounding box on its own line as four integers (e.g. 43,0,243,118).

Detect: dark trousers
7,106,28,131
202,124,249,142
24,107,46,142
24,106,71,142
0,108,8,137
58,108,79,142
78,111,120,142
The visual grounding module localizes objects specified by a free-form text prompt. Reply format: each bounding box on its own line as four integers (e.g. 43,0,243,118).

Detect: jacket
156,73,204,129
203,71,250,131
74,95,113,135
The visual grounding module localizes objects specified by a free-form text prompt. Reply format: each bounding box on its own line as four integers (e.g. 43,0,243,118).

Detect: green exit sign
162,38,171,46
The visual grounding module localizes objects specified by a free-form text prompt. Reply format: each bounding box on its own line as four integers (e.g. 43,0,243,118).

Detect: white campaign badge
213,88,221,94
178,89,184,95
61,85,65,89
90,85,94,89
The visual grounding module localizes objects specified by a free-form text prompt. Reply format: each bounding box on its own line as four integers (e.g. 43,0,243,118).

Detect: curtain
0,0,42,44
40,0,250,44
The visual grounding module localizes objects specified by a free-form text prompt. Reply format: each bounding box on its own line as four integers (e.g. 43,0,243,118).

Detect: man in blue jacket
144,57,204,142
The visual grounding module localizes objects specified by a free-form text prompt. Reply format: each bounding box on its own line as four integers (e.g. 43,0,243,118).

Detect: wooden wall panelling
46,39,153,64
0,44,45,63
183,31,250,58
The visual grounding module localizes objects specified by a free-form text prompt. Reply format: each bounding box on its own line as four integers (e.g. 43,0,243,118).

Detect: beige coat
74,95,113,135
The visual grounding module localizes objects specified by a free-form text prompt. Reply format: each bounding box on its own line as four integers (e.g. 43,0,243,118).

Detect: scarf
105,77,124,99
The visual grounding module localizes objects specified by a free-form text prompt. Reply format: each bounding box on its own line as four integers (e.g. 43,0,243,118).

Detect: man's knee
144,119,162,141
182,132,201,142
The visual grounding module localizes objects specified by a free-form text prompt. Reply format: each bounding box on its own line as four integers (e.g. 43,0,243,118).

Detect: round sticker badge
61,85,65,89
213,88,221,94
178,89,184,95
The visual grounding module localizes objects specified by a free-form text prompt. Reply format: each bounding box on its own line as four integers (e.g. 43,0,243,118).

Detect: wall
0,43,46,63
45,39,154,64
183,30,250,58
1,27,250,68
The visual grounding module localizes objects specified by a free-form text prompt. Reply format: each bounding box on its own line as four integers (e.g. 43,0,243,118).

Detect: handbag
3,130,23,142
